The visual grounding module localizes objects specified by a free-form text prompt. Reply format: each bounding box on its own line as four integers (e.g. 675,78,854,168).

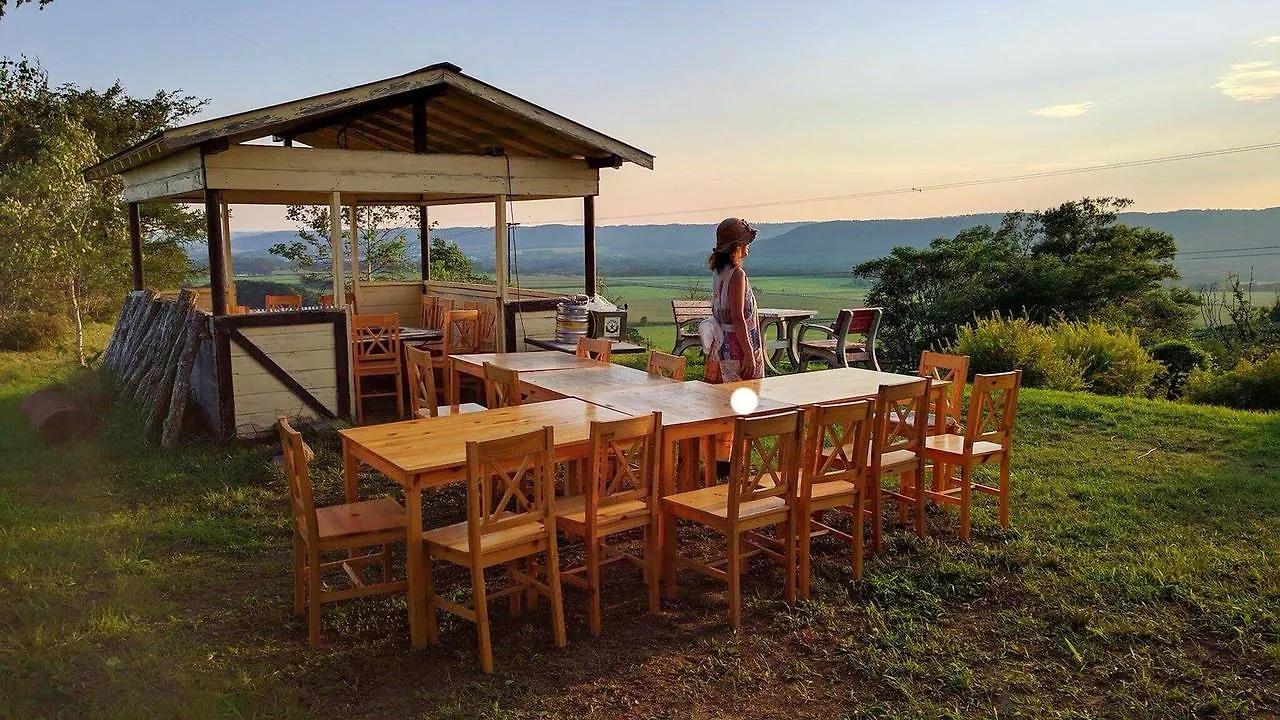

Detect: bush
1149,339,1210,400
1052,320,1162,397
0,311,70,351
950,314,1083,391
1184,352,1280,411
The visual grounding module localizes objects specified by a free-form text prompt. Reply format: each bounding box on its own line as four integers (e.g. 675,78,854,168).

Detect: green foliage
1185,352,1280,411
0,311,69,351
1051,319,1162,397
1197,272,1280,366
1149,339,1210,400
856,197,1196,370
428,235,487,283
0,0,53,18
273,205,413,283
231,280,312,309
950,314,1083,391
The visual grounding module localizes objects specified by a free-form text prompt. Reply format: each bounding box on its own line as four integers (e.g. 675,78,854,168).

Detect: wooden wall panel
229,323,339,436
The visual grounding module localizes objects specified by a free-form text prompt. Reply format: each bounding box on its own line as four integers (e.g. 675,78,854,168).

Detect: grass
1,332,1278,718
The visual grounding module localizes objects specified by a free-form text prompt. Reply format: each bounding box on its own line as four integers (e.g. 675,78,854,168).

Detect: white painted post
329,192,344,308
494,195,508,351
348,204,360,309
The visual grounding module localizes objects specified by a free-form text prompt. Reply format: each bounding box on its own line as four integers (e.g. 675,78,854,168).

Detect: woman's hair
707,248,736,271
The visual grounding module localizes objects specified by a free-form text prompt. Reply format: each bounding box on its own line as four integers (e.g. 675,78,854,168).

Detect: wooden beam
329,192,344,308
412,99,432,282
128,202,143,290
412,98,428,153
282,86,447,144
202,145,598,198
121,148,204,203
349,205,361,300
494,195,508,351
205,189,228,316
419,205,431,281
220,202,236,309
584,195,597,297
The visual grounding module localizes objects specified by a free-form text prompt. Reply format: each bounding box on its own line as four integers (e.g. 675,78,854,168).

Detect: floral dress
709,265,765,382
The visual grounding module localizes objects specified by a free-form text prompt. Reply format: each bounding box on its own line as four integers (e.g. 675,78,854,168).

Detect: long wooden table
451,351,607,380
520,363,678,403
720,367,938,406
338,397,632,648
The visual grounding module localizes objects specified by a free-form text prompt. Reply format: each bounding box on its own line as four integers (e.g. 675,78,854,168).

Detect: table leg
785,317,808,369
760,317,783,376
343,438,358,503
405,477,427,647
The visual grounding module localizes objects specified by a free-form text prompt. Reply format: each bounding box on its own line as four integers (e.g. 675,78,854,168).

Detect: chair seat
663,485,787,523
414,402,486,419
925,434,1004,458
354,359,400,375
809,479,859,504
797,339,868,355
315,497,406,541
822,444,918,473
423,512,549,556
554,493,651,531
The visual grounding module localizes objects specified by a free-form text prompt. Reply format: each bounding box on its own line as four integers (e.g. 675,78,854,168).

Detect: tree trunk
69,276,85,366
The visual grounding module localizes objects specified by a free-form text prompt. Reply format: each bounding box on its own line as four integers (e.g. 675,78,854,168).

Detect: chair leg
852,493,865,580
545,538,568,648
959,459,974,541
897,471,910,524
727,530,742,630
307,548,323,648
470,563,493,673
585,536,602,637
645,515,661,614
354,376,364,423
506,562,521,619
394,369,405,419
782,516,796,605
913,466,926,540
292,531,305,616
424,548,439,645
999,454,1011,528
871,481,883,554
798,510,812,600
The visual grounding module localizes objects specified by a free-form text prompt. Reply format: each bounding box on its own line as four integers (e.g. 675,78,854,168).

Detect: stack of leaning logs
102,288,208,448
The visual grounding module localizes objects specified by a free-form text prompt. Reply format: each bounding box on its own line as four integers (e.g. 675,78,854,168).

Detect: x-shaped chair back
726,409,804,518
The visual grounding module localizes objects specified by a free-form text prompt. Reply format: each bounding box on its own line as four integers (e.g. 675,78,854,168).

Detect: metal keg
554,296,590,345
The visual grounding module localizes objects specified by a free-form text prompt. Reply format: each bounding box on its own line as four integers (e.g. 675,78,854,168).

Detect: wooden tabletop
757,308,816,320
399,326,443,343
450,351,607,377
720,367,944,407
339,398,630,484
589,380,795,428
520,363,678,402
523,336,647,355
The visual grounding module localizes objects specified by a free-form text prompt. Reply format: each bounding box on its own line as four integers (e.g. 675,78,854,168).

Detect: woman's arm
728,267,757,377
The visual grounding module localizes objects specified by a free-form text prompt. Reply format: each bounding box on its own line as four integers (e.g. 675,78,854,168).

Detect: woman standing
706,217,765,383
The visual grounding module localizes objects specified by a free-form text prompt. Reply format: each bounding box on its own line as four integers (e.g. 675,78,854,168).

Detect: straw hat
715,217,757,252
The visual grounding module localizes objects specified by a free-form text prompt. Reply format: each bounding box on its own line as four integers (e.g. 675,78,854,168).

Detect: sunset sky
4,0,1279,231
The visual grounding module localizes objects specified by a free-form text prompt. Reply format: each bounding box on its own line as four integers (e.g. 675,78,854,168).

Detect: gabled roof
84,62,653,181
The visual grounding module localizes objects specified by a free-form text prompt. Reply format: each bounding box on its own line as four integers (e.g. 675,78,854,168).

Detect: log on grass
160,311,207,449
20,389,94,444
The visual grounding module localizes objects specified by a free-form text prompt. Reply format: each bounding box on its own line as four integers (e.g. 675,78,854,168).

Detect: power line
1176,245,1280,256
163,1,344,84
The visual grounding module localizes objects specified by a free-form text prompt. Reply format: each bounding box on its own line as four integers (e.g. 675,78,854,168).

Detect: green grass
1,336,1278,718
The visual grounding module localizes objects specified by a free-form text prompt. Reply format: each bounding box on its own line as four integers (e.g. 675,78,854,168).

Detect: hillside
223,208,1280,284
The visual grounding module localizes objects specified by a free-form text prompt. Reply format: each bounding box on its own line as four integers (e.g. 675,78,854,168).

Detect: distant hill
220,209,1280,284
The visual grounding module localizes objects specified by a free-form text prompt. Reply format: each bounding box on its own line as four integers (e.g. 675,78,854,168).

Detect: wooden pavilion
84,62,653,437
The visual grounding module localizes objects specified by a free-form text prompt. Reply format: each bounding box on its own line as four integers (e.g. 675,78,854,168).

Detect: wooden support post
128,202,143,291
413,98,432,281
419,204,431,281
349,204,361,306
220,202,237,309
205,190,228,316
494,195,508,352
584,195,597,297
329,192,344,308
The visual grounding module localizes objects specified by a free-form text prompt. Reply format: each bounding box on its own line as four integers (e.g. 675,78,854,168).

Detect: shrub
0,311,70,351
1051,320,1162,397
950,314,1083,391
1184,352,1280,411
1149,339,1210,400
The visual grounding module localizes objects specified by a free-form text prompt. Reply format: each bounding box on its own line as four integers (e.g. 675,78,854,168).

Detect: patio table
339,397,632,648
756,308,816,374
519,363,678,403
523,336,647,355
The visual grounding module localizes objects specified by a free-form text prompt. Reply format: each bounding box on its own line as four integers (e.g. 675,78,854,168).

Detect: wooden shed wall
230,323,339,436
355,282,422,324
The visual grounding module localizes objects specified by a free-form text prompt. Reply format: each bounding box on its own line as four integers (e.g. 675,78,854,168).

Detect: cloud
1030,102,1096,118
1251,36,1280,46
1214,60,1280,101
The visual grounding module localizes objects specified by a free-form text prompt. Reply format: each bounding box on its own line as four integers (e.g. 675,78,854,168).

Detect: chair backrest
345,291,358,313
434,298,454,328
229,304,250,315
833,307,881,338
645,350,686,380
586,413,661,526
276,417,318,544
420,295,438,328
320,293,335,308
265,294,303,311
919,351,969,418
443,309,481,356
870,378,930,471
477,303,498,352
803,399,873,498
351,313,401,366
962,371,1022,451
726,409,804,518
464,425,557,553
460,300,480,311
576,336,613,362
671,300,712,327
483,362,522,408
406,346,441,417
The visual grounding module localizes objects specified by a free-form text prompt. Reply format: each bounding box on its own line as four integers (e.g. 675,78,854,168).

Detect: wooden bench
671,300,711,356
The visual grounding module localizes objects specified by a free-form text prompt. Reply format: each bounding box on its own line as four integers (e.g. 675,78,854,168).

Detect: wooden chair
406,346,485,419
918,351,970,434
320,293,335,308
576,336,613,363
796,307,883,371
556,413,662,636
477,303,498,352
483,362,522,408
869,378,931,542
277,418,407,648
265,294,303,311
228,304,250,315
351,313,404,423
345,291,358,313
923,371,1021,540
671,299,712,356
798,399,873,597
420,294,439,328
645,351,686,381
422,426,567,673
661,409,804,629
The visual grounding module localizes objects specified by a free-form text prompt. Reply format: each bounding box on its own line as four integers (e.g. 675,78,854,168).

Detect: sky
3,0,1280,232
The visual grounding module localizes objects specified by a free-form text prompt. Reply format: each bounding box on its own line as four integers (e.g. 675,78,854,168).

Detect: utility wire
163,1,344,84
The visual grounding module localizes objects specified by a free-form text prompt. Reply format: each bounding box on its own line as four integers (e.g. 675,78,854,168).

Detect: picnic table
450,351,607,384
756,308,816,374
519,363,678,403
339,397,632,648
523,336,647,355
